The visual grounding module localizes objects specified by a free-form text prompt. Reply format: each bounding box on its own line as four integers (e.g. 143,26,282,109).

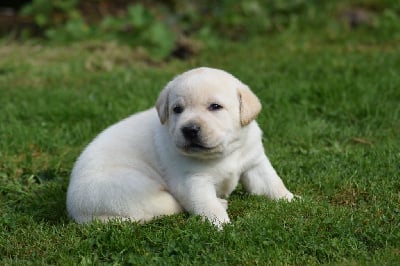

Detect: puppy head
156,67,261,159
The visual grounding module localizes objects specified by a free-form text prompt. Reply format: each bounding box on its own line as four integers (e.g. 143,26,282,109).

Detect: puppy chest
212,154,244,198
215,171,240,198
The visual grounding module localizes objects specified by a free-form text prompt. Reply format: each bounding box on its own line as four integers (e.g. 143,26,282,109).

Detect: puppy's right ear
156,85,170,124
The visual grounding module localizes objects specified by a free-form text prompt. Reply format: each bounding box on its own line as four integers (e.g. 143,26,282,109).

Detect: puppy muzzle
181,123,201,141
178,123,214,155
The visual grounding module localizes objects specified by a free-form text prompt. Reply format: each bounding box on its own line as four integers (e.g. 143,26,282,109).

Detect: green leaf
127,4,148,28
35,13,49,26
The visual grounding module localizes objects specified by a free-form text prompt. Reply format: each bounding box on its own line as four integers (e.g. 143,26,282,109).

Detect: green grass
1,15,400,265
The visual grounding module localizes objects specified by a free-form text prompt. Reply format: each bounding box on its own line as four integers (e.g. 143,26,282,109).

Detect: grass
1,13,400,265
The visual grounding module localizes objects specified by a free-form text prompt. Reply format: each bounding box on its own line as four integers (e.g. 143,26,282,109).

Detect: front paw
208,215,230,230
277,191,294,202
278,192,302,202
199,204,230,230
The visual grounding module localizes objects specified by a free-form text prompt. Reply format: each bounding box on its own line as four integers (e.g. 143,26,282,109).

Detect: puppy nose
181,124,201,140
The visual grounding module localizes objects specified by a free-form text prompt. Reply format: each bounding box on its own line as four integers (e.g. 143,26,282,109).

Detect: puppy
66,67,294,228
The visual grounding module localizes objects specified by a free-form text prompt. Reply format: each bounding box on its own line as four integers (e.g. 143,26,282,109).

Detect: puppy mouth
184,142,213,152
178,141,222,157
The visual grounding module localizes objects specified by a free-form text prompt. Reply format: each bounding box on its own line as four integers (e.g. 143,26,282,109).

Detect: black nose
181,124,201,140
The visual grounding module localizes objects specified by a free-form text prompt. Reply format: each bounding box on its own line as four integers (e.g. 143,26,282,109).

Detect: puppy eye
208,103,223,111
173,105,184,114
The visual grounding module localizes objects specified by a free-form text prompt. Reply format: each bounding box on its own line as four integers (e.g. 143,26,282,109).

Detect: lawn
1,6,400,265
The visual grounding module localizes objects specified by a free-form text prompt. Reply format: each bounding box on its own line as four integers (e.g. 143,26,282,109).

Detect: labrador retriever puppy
66,67,294,229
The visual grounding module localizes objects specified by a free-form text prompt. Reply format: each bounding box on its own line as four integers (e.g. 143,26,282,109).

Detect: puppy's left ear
156,85,170,124
238,85,262,126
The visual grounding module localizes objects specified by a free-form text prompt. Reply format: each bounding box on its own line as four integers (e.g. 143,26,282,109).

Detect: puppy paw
200,206,230,230
210,216,231,230
276,191,295,202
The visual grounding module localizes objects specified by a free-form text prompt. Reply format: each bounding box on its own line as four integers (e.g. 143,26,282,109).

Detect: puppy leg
218,198,228,210
67,169,182,223
241,155,294,201
170,176,230,229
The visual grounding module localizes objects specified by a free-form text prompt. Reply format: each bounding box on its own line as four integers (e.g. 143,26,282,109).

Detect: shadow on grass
12,169,70,225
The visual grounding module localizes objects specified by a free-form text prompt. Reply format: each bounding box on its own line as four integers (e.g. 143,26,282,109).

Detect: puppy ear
156,85,170,124
238,85,262,126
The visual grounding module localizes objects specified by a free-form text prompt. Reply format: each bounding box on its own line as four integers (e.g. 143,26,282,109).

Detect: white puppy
66,67,294,228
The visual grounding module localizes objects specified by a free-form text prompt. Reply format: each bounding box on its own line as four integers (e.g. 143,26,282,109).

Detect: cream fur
66,67,294,229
